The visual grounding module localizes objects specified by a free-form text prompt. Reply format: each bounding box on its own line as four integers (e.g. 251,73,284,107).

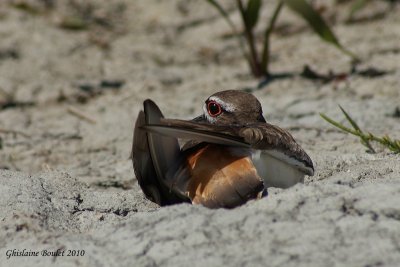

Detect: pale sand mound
1,163,400,266
0,1,400,266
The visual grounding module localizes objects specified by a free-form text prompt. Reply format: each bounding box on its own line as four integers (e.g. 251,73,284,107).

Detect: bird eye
207,101,222,117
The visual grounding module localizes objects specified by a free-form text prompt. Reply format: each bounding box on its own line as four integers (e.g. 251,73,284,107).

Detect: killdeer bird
132,90,314,208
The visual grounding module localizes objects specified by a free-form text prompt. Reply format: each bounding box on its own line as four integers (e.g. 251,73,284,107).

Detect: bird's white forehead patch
208,96,236,112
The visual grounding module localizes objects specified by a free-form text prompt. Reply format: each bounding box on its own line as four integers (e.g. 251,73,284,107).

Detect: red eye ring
207,101,222,117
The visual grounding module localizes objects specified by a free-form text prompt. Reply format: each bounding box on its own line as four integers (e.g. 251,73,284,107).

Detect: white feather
208,96,236,112
252,150,305,188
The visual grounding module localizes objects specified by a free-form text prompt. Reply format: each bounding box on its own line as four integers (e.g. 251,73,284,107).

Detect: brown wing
238,123,314,176
132,111,162,203
143,120,249,148
183,144,264,209
131,101,190,206
143,119,314,176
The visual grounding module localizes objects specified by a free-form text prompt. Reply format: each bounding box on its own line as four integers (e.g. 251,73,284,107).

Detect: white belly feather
252,150,305,189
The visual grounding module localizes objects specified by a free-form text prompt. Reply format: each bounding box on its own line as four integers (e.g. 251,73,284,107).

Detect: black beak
257,113,266,123
192,114,208,123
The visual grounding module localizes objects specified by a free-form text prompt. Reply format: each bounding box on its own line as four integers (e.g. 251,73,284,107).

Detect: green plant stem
320,112,375,152
205,0,252,71
237,0,263,77
338,105,375,152
261,1,283,76
320,111,400,153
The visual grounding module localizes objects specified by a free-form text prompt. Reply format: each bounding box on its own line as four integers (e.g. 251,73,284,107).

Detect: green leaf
283,0,358,60
283,0,339,44
321,108,400,154
348,0,369,20
245,0,262,29
319,113,356,135
338,105,375,152
339,105,362,132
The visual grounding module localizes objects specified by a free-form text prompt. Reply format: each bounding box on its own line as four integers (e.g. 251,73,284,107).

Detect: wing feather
142,119,314,176
131,100,190,205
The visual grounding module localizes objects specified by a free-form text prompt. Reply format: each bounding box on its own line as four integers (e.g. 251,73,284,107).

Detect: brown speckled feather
143,119,314,176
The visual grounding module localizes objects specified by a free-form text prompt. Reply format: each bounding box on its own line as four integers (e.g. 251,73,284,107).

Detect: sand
0,0,399,266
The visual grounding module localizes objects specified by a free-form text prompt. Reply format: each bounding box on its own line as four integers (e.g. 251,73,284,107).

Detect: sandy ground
0,0,400,266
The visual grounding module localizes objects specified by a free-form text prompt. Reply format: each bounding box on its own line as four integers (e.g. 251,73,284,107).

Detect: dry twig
67,106,97,124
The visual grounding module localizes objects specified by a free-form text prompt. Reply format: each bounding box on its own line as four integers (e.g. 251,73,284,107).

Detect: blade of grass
319,113,358,135
380,135,400,152
205,0,254,75
261,1,283,75
338,105,362,132
321,109,400,153
347,0,369,20
320,112,376,152
237,0,263,76
245,0,262,29
338,105,375,152
283,0,359,61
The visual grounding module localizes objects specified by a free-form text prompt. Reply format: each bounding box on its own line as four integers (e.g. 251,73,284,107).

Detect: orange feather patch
185,144,264,208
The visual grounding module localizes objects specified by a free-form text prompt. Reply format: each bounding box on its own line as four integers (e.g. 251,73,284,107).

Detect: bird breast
185,144,264,208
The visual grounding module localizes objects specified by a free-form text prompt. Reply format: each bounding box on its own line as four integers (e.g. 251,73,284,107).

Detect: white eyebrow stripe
208,96,236,112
